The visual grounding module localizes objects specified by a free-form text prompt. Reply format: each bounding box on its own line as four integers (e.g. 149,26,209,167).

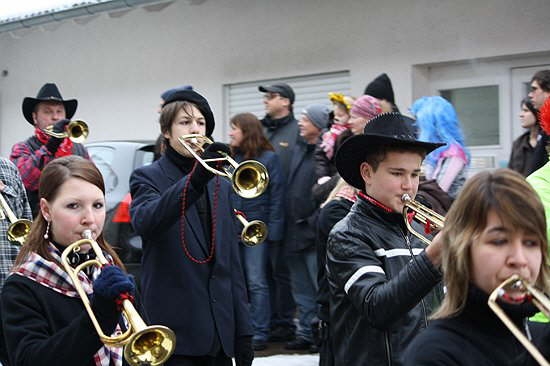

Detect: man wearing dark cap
10,83,89,216
327,112,443,366
258,82,299,342
364,73,400,112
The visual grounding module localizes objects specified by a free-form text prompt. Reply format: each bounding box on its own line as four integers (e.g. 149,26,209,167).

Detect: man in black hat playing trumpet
326,112,445,366
10,83,89,216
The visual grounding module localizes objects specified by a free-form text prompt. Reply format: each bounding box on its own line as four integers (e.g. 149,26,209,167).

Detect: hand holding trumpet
190,142,231,190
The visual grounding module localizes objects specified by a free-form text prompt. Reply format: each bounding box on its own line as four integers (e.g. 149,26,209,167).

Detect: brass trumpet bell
0,193,31,245
489,275,550,366
43,120,89,143
178,134,269,198
61,230,176,366
234,209,268,247
401,194,445,245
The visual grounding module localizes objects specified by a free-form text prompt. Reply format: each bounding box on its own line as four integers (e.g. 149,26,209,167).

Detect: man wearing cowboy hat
10,83,89,216
326,112,444,366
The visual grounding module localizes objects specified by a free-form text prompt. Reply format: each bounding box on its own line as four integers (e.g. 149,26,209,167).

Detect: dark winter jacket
285,140,318,253
1,274,128,366
316,198,354,322
130,152,252,357
403,285,550,366
327,194,442,366
261,113,299,181
508,131,537,177
231,150,285,242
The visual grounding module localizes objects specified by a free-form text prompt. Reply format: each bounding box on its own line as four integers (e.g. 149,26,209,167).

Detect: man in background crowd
258,82,299,342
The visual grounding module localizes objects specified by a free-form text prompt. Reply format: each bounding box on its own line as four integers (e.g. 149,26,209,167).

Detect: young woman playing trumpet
1,156,135,366
404,169,550,365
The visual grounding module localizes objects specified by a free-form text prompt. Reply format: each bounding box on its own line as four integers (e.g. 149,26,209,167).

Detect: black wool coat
1,274,127,366
130,154,252,357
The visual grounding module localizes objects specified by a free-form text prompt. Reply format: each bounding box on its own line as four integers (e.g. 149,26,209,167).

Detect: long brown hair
432,168,550,319
15,156,125,270
229,113,274,160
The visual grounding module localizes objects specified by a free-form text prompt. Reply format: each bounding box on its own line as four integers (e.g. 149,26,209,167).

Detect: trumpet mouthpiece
402,194,412,202
81,230,93,239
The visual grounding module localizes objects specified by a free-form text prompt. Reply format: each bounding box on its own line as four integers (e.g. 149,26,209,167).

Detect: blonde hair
432,169,550,319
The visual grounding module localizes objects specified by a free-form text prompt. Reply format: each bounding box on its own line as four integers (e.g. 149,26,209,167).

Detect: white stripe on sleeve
344,265,385,294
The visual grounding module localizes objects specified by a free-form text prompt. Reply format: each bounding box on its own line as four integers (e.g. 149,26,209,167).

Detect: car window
135,149,154,169
87,146,119,194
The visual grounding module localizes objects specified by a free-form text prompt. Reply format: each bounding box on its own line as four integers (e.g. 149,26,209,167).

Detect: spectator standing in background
284,104,330,351
411,96,470,199
258,82,299,342
527,70,550,174
228,112,285,351
508,98,540,176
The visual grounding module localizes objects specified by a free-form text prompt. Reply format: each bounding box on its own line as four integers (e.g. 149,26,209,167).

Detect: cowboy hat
335,112,445,190
22,83,78,125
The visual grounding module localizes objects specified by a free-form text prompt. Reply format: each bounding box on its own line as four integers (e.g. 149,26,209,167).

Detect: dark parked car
86,140,155,282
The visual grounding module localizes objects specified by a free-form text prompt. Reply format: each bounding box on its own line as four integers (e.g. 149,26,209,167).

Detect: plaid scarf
12,244,123,366
320,124,349,160
34,128,74,158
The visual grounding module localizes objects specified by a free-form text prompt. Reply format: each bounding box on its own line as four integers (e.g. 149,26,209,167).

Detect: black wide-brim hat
22,83,78,125
163,90,215,137
335,112,445,190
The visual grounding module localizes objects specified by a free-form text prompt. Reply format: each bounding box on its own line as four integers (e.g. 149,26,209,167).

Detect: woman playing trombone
404,169,550,365
1,156,135,366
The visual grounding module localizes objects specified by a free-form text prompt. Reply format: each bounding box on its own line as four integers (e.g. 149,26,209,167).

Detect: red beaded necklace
179,161,220,264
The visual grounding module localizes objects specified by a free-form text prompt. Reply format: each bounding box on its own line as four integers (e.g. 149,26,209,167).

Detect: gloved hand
45,119,71,153
234,335,253,366
190,142,231,190
92,265,135,314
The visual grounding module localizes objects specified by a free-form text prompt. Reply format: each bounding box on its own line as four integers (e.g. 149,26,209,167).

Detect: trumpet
0,193,31,245
488,275,550,366
43,120,89,143
234,209,268,247
61,230,176,366
401,194,445,245
177,134,269,199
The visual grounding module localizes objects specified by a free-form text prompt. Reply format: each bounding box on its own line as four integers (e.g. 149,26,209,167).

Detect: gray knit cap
303,104,330,130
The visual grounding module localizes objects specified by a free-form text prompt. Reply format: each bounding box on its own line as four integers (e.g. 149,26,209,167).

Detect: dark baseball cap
258,83,295,104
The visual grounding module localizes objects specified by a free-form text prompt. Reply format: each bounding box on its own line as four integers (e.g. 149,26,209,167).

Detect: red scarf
35,127,74,157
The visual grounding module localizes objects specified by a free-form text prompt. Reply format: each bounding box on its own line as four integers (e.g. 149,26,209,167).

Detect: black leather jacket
327,194,442,366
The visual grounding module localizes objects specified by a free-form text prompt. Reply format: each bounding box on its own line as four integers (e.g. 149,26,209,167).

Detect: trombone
488,275,550,366
177,134,269,199
234,209,268,247
401,194,445,245
0,193,31,245
61,230,176,366
43,120,89,143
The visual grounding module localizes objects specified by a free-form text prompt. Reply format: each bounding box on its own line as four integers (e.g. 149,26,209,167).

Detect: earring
44,220,50,240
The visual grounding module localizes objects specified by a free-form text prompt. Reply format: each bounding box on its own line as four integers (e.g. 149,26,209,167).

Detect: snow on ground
251,354,319,365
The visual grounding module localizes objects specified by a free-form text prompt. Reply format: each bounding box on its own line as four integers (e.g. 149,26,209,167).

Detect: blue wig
410,96,470,169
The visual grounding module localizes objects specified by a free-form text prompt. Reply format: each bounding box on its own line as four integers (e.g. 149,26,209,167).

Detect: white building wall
0,0,549,156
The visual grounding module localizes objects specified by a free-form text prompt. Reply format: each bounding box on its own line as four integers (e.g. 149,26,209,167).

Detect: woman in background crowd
228,112,285,351
509,97,540,176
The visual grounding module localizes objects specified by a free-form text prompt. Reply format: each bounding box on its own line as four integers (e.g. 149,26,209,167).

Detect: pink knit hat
350,95,382,120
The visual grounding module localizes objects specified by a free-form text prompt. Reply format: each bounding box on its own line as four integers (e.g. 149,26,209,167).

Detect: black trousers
164,353,232,366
